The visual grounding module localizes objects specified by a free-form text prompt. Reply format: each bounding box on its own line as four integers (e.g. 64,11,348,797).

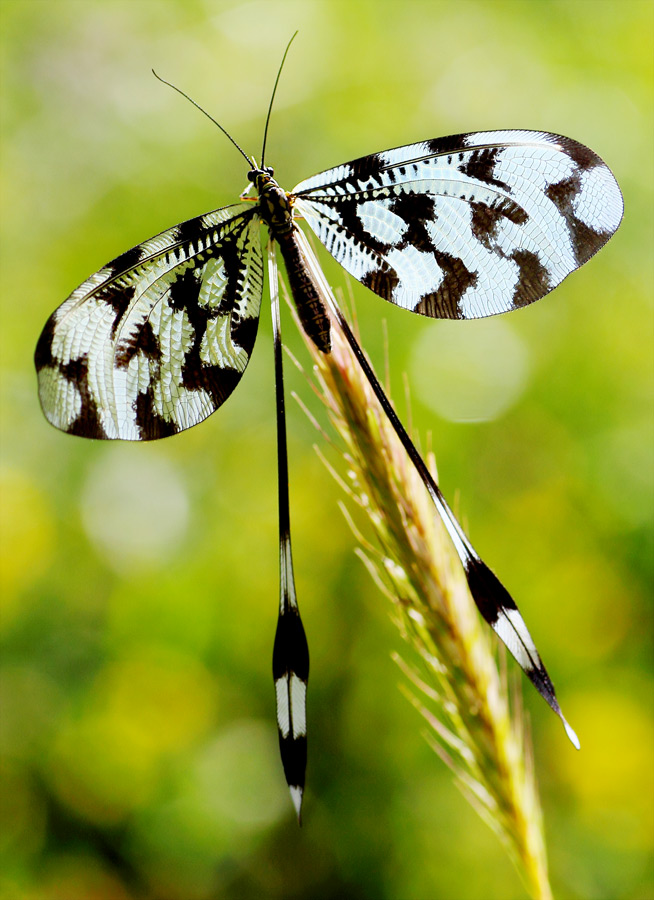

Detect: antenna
260,31,298,169
151,69,253,167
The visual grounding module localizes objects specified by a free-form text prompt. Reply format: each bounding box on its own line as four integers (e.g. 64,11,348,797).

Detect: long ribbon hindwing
36,98,622,821
36,203,263,440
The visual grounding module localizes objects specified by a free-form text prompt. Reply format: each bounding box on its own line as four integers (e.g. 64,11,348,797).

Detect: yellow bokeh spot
97,646,217,754
0,468,55,630
556,688,654,849
49,709,159,825
47,646,217,824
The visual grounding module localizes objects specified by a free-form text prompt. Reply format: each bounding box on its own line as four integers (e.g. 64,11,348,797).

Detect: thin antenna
151,69,253,167
261,31,298,168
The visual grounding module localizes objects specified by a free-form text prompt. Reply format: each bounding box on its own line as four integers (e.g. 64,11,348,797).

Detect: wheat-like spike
289,268,553,899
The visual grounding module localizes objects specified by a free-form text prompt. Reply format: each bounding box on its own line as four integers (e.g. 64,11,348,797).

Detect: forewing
293,130,623,319
35,204,263,440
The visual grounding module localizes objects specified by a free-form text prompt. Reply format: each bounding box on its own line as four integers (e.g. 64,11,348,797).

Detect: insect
35,36,623,820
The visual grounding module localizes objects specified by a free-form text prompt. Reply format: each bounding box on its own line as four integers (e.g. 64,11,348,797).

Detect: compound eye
247,170,258,183
264,166,274,176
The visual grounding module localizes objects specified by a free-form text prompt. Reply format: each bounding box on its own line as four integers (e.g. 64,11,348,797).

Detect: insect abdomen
277,227,331,353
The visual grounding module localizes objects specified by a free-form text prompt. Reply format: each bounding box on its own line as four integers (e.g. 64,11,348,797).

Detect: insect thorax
247,167,331,354
249,168,294,236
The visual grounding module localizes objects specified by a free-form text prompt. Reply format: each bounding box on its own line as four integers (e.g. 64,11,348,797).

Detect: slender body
254,169,331,353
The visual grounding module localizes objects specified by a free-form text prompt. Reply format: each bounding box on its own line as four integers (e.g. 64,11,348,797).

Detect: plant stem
293,274,553,899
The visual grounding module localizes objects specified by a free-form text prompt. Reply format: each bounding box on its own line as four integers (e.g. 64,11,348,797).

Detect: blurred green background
1,1,652,898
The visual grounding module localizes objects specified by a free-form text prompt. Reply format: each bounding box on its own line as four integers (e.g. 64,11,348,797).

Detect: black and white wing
292,130,623,318
35,204,263,440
